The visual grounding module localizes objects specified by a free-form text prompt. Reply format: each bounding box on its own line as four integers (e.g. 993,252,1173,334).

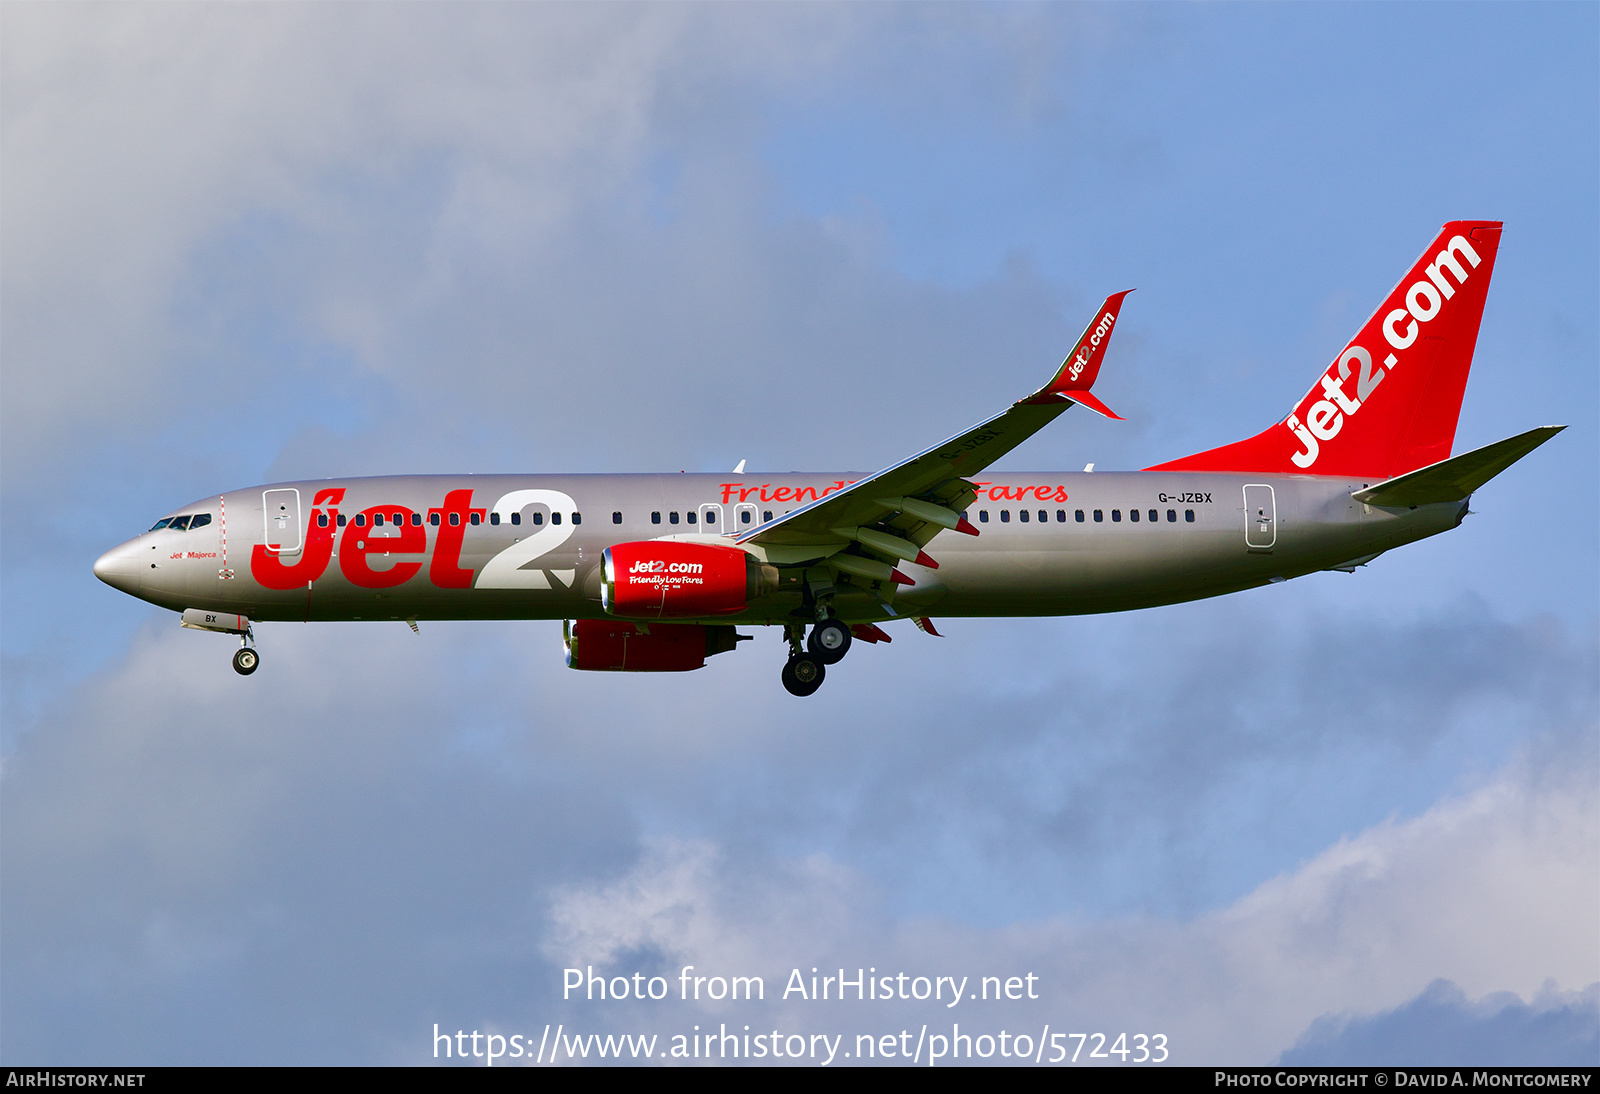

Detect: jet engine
564,619,745,672
601,541,777,619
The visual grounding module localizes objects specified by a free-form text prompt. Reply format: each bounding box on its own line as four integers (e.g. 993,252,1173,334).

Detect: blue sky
2,3,1595,1065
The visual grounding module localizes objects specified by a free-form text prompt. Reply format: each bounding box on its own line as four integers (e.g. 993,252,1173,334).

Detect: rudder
1148,221,1503,478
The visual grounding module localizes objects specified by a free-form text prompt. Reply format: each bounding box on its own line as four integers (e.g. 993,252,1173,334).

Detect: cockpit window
168,515,192,532
189,513,212,530
149,518,173,532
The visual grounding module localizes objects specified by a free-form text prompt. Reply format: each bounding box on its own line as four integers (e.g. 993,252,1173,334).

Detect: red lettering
1053,486,1070,502
772,486,793,502
739,486,759,502
988,486,1011,501
250,489,343,590
340,506,424,588
758,485,775,502
428,489,483,589
1034,485,1053,501
820,480,850,498
793,487,818,503
719,483,739,505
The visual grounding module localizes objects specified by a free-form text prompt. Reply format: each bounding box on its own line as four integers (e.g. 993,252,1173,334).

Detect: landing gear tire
807,619,852,665
781,654,825,697
232,647,259,676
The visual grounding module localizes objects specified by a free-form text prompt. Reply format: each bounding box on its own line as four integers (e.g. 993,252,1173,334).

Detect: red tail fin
1148,222,1502,478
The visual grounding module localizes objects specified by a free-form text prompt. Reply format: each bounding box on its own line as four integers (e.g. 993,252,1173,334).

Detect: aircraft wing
735,292,1131,573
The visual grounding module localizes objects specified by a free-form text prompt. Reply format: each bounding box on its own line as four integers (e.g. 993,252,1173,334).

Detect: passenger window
490,512,500,526
670,512,680,525
1074,510,1084,523
686,511,696,524
531,513,543,526
1112,509,1122,522
1130,509,1140,522
342,514,352,527
1148,509,1158,522
509,512,520,526
149,518,173,531
612,512,622,525
374,513,385,526
355,514,368,528
428,513,438,526
740,510,751,524
1001,510,1011,522
1185,509,1195,522
1094,510,1103,522
1167,509,1176,522
763,511,773,522
448,513,459,527
169,515,192,532
470,513,481,526
1039,510,1047,523
652,512,661,525
550,513,561,526
393,513,403,526
317,514,328,528
1018,509,1029,522
979,510,989,523
190,513,212,530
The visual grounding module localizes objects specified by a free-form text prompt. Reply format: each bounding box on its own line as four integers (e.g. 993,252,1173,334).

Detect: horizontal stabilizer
1352,425,1564,508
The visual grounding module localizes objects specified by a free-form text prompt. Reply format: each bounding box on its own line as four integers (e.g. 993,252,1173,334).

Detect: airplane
94,220,1562,696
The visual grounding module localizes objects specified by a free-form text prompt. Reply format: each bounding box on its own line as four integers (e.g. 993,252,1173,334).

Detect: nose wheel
232,627,259,676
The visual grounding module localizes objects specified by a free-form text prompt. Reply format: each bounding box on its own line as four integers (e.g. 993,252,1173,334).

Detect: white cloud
543,747,1598,1063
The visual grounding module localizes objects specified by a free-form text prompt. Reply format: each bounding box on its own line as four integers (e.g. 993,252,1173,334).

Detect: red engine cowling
564,619,741,672
602,541,770,619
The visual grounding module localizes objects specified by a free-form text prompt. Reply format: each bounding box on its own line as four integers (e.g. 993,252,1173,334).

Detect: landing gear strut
232,627,259,676
781,621,825,697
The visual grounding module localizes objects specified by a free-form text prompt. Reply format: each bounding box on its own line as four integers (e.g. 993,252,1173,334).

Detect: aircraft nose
93,540,145,595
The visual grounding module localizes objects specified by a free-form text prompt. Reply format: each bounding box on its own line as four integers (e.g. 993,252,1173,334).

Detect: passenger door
263,488,303,555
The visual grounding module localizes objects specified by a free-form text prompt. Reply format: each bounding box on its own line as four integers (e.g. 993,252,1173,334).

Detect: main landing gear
781,616,855,697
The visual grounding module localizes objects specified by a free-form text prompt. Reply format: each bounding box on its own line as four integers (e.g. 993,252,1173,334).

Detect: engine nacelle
564,619,743,672
601,541,775,619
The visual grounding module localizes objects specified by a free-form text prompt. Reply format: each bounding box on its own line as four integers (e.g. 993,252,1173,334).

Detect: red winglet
850,623,893,644
955,517,980,537
914,616,943,637
890,569,916,587
913,550,940,570
1025,290,1133,407
1066,390,1123,421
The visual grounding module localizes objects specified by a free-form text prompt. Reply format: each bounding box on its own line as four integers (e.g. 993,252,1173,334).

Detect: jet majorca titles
95,221,1562,696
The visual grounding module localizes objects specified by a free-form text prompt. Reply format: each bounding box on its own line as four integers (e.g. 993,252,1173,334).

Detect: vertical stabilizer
1148,221,1502,478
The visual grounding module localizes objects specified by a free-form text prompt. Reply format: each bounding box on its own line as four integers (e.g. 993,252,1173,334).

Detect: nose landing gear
232,626,259,676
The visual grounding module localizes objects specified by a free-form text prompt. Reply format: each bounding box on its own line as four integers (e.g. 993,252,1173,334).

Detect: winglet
914,616,943,637
1022,290,1133,417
